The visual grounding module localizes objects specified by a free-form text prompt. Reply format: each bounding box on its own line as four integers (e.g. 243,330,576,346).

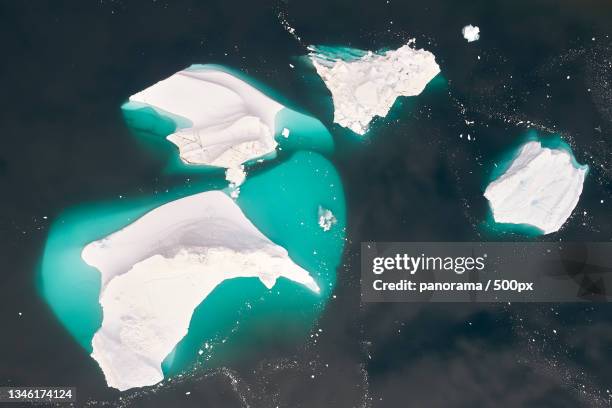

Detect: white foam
484,141,587,234
462,25,480,42
128,66,283,169
308,43,440,135
82,191,319,391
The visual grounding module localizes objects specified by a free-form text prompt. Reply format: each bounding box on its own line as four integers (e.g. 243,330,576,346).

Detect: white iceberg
225,165,246,198
126,65,284,182
484,141,588,234
317,206,337,232
81,191,319,391
308,42,440,135
462,25,480,42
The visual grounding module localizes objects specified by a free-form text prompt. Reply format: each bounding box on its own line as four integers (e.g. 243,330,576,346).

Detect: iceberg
307,42,440,135
225,165,246,198
484,141,588,234
317,206,337,232
123,65,336,182
81,191,319,391
128,65,282,170
462,25,480,42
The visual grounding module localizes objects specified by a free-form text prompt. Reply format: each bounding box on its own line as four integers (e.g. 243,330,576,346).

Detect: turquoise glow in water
164,151,346,374
308,45,369,65
482,131,588,237
38,151,345,378
38,178,226,351
121,64,334,176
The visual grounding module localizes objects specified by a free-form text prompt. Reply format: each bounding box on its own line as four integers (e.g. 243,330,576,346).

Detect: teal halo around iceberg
121,64,335,177
38,151,346,381
482,130,588,237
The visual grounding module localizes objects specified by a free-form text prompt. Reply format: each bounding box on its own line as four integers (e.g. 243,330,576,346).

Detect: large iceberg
81,191,319,391
308,42,440,135
128,66,282,170
484,141,588,234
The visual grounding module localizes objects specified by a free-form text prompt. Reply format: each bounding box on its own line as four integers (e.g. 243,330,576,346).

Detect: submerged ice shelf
82,191,319,391
308,42,440,135
484,141,588,234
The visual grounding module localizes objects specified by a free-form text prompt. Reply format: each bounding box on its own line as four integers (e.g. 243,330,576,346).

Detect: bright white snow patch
225,165,246,198
128,66,282,169
308,42,440,135
484,141,587,234
317,206,337,232
462,25,480,42
225,165,246,187
82,191,318,391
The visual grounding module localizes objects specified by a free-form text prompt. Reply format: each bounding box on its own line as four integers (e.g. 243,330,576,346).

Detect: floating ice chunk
462,25,480,42
484,141,588,234
225,165,246,188
225,165,246,198
82,191,319,391
317,206,337,232
281,127,291,138
308,43,440,135
128,65,283,168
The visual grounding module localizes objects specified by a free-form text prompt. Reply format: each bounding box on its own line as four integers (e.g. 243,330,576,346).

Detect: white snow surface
462,25,480,42
128,66,282,168
308,43,440,135
81,191,319,391
484,141,587,234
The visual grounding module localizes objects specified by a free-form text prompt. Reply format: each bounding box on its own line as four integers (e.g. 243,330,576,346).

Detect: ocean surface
1,0,612,406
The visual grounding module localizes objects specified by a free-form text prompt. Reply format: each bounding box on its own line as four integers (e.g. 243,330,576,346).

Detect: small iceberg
82,191,319,391
318,206,337,232
462,25,480,42
484,140,588,234
307,42,440,135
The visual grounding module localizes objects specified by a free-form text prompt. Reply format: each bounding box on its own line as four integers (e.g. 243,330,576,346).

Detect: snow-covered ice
462,25,480,42
81,191,319,391
484,141,588,234
308,42,440,135
127,65,285,184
